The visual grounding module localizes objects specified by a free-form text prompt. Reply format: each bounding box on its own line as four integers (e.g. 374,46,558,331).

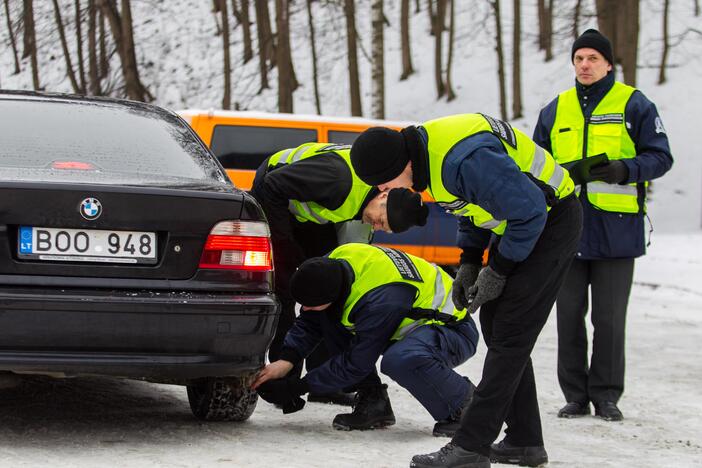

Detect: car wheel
186,377,258,422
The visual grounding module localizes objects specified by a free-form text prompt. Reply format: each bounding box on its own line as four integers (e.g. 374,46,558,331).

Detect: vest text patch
437,200,468,212
588,113,624,125
481,113,517,148
320,144,352,152
376,246,423,282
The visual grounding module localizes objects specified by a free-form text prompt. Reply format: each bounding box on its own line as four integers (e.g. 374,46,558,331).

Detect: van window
211,125,318,169
328,130,362,145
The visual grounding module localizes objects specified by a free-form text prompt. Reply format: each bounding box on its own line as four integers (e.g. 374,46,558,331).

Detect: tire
186,377,258,422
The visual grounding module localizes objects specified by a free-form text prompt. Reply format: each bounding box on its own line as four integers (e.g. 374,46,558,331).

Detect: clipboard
562,153,609,185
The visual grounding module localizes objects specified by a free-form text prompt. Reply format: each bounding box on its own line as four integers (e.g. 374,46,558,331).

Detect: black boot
307,391,356,406
411,443,491,468
557,401,590,418
490,438,548,467
432,378,475,437
594,401,623,421
332,384,396,431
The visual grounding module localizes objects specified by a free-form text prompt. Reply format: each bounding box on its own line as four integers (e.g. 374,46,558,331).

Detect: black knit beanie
350,127,409,186
572,29,614,65
386,188,428,233
290,257,345,307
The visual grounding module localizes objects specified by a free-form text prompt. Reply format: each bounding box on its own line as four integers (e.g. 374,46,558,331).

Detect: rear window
328,130,362,145
211,125,318,170
0,98,227,186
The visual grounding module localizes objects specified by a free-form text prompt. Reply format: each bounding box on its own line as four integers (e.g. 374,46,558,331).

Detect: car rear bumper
0,287,278,383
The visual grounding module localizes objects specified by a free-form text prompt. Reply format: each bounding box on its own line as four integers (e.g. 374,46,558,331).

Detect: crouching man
252,243,479,436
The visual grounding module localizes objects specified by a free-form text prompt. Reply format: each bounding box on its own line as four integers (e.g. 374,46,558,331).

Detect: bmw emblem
79,197,102,220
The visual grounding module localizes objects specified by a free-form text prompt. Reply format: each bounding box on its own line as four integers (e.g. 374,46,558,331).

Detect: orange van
179,109,460,268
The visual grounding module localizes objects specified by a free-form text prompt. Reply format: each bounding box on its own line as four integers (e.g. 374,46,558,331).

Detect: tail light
199,221,272,271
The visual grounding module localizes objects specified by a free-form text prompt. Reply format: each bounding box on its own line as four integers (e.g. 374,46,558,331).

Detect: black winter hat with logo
571,29,614,65
290,257,345,307
386,188,428,233
350,127,409,186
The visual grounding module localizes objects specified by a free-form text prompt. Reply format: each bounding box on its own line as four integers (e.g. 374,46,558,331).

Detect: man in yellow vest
349,114,582,467
533,29,673,424
251,243,479,436
251,142,428,406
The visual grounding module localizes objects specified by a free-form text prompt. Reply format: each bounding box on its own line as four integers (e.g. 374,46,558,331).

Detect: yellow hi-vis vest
267,143,373,223
550,82,642,213
328,243,466,341
423,114,574,235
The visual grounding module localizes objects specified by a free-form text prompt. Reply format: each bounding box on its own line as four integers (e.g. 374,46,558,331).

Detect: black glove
257,376,309,414
465,266,507,315
589,161,629,184
452,263,481,310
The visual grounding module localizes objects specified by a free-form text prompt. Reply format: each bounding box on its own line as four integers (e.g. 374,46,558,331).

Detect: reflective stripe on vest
422,114,574,235
550,82,642,214
267,143,373,224
328,243,465,341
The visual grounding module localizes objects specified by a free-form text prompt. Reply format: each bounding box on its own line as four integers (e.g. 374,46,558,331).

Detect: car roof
0,89,179,122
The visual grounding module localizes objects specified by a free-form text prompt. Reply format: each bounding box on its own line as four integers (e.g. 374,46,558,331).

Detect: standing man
252,243,479,435
251,142,428,406
350,114,582,467
533,29,673,422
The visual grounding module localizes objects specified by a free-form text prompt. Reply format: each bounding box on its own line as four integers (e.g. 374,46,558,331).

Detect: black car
0,91,278,422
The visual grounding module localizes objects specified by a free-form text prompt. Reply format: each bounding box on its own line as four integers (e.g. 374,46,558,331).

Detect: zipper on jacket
581,116,590,196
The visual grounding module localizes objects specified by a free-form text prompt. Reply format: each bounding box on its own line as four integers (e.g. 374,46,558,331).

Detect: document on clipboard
561,153,609,185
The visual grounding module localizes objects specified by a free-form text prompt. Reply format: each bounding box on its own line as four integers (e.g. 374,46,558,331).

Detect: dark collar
575,72,615,106
402,126,428,192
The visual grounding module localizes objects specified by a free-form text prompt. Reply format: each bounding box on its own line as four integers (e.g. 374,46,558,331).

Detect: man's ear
378,190,390,200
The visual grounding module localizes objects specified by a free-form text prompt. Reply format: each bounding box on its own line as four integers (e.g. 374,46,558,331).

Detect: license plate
18,226,157,264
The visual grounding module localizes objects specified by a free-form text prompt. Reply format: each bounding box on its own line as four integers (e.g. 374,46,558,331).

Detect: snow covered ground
0,232,700,468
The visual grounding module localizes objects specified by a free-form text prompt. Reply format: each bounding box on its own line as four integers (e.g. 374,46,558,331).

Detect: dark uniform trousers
453,194,583,454
268,221,338,371
556,257,634,405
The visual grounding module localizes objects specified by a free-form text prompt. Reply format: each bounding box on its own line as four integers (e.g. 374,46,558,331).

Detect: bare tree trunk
573,0,582,39
4,0,21,74
433,0,446,98
597,0,638,85
219,0,232,109
255,0,275,67
491,0,507,120
344,0,362,116
98,6,108,78
619,0,638,86
445,0,456,101
276,0,293,113
306,0,321,114
415,0,420,13
212,0,222,36
100,0,151,101
370,0,385,119
512,0,522,118
52,0,81,93
254,0,274,90
400,0,414,80
544,0,553,61
695,0,700,16
427,0,435,36
23,0,41,90
231,0,253,63
88,0,101,95
537,0,545,49
76,0,87,92
658,0,669,84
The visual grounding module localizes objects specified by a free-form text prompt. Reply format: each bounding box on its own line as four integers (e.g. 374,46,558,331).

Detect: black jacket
250,151,378,264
